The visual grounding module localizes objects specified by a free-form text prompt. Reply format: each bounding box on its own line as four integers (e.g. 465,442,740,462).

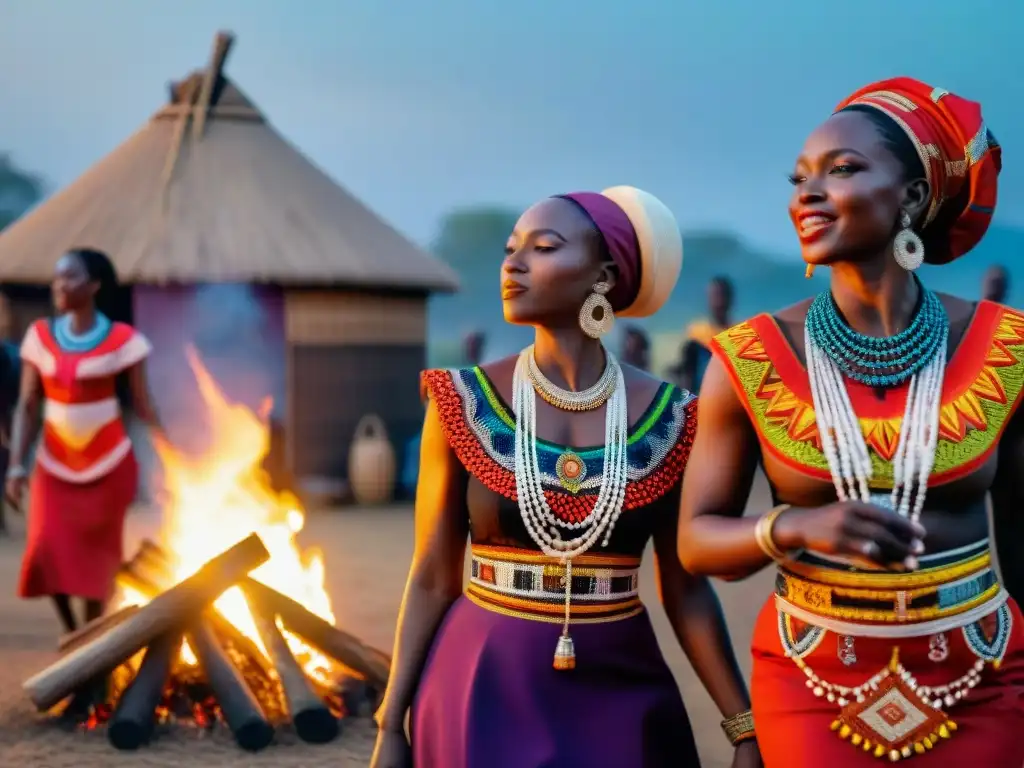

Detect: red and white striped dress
17,318,151,601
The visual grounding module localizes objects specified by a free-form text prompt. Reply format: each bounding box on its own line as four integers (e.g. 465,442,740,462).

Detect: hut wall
284,289,427,484
132,284,286,461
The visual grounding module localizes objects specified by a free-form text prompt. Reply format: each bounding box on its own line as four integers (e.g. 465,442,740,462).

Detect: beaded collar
710,301,1024,488
52,313,112,353
422,366,697,525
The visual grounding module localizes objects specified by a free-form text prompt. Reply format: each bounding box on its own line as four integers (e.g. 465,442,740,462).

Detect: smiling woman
371,187,760,767
676,77,1024,767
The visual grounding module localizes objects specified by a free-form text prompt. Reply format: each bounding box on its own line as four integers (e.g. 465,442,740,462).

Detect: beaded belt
465,545,643,624
776,539,1008,638
775,540,1013,762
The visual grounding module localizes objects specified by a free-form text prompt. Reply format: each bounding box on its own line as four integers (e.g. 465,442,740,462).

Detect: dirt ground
0,474,775,767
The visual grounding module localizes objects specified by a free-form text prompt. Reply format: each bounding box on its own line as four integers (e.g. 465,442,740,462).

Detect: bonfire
21,350,390,752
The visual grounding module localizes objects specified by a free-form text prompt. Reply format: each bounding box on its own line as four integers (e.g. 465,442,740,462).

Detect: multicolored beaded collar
710,301,1024,487
422,366,697,524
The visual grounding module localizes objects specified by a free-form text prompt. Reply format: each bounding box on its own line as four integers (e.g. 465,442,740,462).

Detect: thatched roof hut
0,33,457,291
0,32,458,496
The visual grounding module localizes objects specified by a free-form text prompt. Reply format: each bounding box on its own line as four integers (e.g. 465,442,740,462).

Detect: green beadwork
805,277,949,387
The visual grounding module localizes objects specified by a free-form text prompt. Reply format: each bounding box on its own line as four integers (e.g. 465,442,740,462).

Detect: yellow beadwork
777,567,1001,624
712,307,1024,486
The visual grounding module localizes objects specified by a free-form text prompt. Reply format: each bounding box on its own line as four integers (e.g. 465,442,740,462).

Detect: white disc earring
893,209,925,271
578,282,614,339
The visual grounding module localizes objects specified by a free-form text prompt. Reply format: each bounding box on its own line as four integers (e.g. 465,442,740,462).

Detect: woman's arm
654,486,750,721
126,361,164,433
676,357,774,578
375,398,469,733
678,358,927,577
8,362,42,474
990,407,1024,604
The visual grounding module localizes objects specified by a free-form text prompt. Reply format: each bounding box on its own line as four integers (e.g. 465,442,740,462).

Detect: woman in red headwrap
372,187,760,767
677,78,1024,766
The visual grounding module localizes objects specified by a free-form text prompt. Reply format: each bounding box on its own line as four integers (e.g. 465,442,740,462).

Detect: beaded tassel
553,558,576,670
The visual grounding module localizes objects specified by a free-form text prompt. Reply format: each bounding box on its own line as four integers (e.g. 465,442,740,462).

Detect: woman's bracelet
721,709,756,746
6,465,27,481
754,504,790,561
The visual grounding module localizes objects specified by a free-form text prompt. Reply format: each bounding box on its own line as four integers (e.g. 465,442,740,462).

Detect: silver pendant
928,632,950,663
838,635,857,666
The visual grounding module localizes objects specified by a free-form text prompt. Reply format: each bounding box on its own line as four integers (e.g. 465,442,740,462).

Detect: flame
124,348,335,683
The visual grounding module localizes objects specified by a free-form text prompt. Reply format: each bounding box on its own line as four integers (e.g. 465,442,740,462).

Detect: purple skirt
411,596,699,768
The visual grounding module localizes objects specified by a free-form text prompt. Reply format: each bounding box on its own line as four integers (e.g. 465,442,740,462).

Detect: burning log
116,556,276,681
23,533,270,712
137,539,391,690
188,619,274,752
58,605,141,654
252,604,340,744
107,632,180,750
244,579,390,691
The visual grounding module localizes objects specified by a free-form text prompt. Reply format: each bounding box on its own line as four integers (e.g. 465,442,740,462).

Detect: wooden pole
192,31,235,142
107,632,180,750
252,602,340,744
57,605,141,654
23,533,269,712
188,618,274,752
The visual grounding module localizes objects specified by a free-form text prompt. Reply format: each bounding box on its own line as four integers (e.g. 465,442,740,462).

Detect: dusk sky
1,0,1021,258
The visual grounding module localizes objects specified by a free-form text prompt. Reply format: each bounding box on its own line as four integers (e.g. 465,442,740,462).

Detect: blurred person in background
7,249,165,645
374,187,758,767
462,329,486,366
672,275,734,393
678,78,1024,766
621,324,651,370
982,264,1008,303
0,292,18,534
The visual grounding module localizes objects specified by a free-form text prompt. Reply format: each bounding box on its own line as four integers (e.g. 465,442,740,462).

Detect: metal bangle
5,465,27,481
754,504,790,561
721,709,755,746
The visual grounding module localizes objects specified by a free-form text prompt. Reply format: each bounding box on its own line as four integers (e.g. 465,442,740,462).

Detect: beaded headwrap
834,77,1001,264
557,186,683,317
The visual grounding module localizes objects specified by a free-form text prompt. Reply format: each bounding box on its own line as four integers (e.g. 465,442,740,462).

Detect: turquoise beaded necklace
52,312,112,353
805,277,948,387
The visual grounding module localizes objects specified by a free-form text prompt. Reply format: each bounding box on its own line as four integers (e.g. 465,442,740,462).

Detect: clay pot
348,415,396,505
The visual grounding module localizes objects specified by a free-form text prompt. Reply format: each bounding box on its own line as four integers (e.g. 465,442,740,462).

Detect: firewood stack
21,534,392,753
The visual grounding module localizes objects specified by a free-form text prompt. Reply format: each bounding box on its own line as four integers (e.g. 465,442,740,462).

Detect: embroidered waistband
776,542,1007,637
466,545,643,624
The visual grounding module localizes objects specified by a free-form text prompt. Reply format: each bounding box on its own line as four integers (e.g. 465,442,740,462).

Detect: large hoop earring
893,209,924,271
579,282,614,339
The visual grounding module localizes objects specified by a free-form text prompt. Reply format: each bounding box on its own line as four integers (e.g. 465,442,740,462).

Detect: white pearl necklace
804,324,947,522
512,347,628,555
513,346,629,670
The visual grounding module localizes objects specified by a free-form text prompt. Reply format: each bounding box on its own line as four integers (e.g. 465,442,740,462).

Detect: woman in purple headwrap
371,187,759,768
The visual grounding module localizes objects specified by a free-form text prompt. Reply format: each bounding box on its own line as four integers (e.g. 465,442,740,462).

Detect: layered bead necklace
804,278,949,521
513,345,628,669
800,281,963,761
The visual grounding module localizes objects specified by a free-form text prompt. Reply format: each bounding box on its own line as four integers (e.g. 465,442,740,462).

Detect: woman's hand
369,728,412,768
731,740,762,768
773,501,926,569
4,469,26,512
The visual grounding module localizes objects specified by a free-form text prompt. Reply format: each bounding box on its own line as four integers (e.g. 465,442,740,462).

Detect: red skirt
18,452,138,602
751,596,1024,767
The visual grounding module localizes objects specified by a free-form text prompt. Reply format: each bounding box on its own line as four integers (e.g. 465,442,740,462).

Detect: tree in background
0,154,45,232
429,207,524,365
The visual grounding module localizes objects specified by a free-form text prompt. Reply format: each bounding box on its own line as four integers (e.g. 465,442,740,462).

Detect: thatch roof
0,32,459,292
